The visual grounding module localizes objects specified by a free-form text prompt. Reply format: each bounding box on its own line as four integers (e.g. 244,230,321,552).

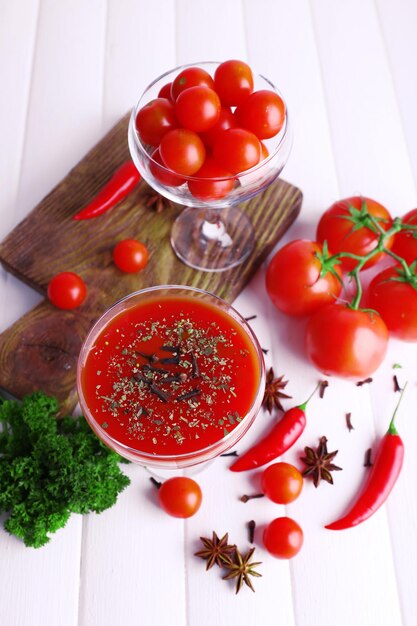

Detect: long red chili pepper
325,388,406,531
230,386,318,472
73,160,141,220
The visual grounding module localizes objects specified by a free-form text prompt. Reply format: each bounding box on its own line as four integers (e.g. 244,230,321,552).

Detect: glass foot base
170,206,255,272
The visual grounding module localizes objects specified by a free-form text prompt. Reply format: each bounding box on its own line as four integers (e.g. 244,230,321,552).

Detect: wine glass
128,62,292,272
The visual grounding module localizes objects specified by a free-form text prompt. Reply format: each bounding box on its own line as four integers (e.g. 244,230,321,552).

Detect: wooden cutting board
0,113,302,414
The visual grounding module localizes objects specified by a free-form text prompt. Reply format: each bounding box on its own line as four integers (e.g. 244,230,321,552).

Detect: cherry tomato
158,476,202,518
47,272,86,310
316,197,393,271
158,82,173,101
261,462,303,504
171,67,214,101
188,157,234,201
305,304,388,379
213,128,261,174
150,148,184,187
260,142,269,161
160,129,206,176
235,90,286,140
199,107,237,148
113,239,149,273
368,266,417,341
135,98,178,146
175,86,221,133
391,208,417,263
263,517,303,559
266,240,342,317
214,60,254,106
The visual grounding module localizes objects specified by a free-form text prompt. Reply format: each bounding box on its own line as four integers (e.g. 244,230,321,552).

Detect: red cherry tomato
305,304,388,379
158,82,173,101
158,476,202,518
187,157,235,201
135,98,178,146
175,86,221,133
316,197,393,271
150,148,184,187
235,90,286,140
171,67,214,101
160,129,206,176
260,142,269,161
263,517,304,559
199,107,237,148
213,128,261,174
47,272,86,310
368,266,417,341
266,240,343,317
261,462,303,504
113,239,149,273
391,208,417,263
214,60,254,106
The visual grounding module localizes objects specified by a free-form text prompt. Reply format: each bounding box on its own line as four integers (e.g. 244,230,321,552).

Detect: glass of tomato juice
77,285,265,469
128,61,292,273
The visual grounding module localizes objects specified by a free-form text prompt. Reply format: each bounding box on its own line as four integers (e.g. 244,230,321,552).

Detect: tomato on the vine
305,303,388,379
135,98,178,146
175,86,221,133
160,129,206,176
235,90,286,139
368,266,417,341
261,462,303,504
213,59,254,106
47,272,86,310
171,67,214,101
391,208,417,264
316,197,393,271
113,239,149,273
266,240,342,317
150,148,184,187
158,476,202,518
199,107,237,148
263,517,303,559
187,157,234,201
213,128,261,174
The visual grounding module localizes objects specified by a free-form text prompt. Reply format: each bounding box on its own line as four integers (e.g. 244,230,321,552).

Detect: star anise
194,532,236,570
144,189,172,213
223,547,262,594
301,436,342,487
263,367,291,413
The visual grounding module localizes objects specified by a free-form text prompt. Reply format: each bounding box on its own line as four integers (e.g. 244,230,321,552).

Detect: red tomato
261,463,303,504
316,197,393,271
263,517,303,559
158,82,173,101
113,239,149,273
260,142,269,161
187,157,235,201
391,208,417,264
158,476,202,518
368,266,417,341
235,90,286,140
199,107,237,148
305,304,388,379
214,60,254,106
160,129,206,176
213,128,261,174
266,240,343,317
175,86,221,133
47,272,86,310
171,67,214,101
135,98,178,146
150,148,184,187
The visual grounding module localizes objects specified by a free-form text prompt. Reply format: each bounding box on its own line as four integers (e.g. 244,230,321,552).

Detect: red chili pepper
230,385,318,472
73,160,141,220
326,389,406,531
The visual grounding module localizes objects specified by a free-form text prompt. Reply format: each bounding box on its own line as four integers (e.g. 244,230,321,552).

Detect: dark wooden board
0,113,302,413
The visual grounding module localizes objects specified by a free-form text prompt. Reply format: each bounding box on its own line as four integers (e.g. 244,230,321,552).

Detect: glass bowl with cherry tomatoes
128,60,292,272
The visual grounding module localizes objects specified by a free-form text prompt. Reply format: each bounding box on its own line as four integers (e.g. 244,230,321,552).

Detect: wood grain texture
0,113,302,413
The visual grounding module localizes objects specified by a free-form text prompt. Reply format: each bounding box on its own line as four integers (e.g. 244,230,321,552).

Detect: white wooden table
1,1,417,625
